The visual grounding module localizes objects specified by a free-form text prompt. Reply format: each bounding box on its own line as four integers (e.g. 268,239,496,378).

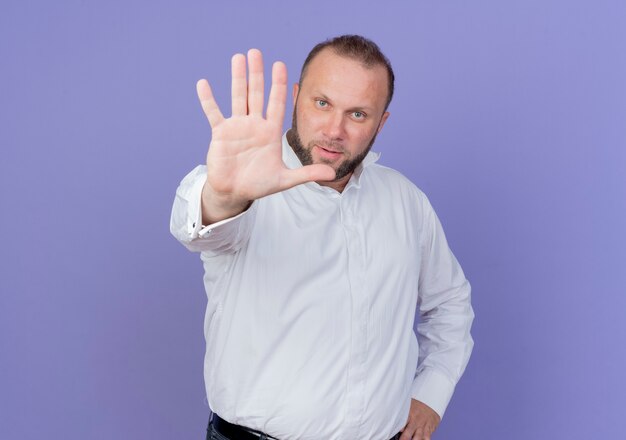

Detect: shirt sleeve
169,165,257,255
410,194,475,419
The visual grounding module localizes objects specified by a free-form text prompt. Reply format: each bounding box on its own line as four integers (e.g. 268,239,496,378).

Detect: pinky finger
196,79,224,127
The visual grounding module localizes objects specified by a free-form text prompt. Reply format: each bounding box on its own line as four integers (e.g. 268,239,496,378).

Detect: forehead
300,48,388,110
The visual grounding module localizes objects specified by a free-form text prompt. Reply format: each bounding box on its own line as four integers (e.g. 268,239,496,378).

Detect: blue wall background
2,1,625,438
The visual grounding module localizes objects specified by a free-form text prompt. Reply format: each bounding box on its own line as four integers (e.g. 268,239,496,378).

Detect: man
170,35,474,440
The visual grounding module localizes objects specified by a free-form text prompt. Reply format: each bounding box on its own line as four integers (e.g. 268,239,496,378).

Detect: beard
287,102,379,182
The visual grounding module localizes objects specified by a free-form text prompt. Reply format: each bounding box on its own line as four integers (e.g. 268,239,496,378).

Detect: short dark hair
298,34,395,111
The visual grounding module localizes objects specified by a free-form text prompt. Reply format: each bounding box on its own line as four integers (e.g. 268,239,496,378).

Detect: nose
322,111,346,141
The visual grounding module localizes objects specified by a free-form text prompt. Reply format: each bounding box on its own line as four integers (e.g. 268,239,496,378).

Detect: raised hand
197,49,336,224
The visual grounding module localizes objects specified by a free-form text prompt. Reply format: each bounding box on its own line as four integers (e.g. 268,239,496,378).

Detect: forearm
412,279,474,418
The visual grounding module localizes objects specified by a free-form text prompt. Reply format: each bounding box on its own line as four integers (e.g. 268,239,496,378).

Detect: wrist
201,181,251,225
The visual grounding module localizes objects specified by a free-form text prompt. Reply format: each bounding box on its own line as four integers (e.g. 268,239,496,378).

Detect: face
288,48,390,190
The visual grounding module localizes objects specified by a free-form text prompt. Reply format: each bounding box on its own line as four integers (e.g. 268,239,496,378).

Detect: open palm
196,49,335,222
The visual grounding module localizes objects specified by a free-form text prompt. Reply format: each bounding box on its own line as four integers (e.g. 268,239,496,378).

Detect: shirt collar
281,132,381,192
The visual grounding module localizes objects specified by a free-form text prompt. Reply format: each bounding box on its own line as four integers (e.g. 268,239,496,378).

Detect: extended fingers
228,50,285,121
266,61,287,124
247,49,264,116
231,53,247,116
196,79,224,127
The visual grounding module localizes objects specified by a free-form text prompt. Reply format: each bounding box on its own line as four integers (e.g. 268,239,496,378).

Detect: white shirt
170,135,474,440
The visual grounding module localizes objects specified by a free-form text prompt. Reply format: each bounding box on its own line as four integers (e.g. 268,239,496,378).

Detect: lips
318,145,340,153
315,144,343,160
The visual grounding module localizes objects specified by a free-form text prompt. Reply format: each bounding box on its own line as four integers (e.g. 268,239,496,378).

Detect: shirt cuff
197,207,253,238
411,367,456,419
185,169,205,239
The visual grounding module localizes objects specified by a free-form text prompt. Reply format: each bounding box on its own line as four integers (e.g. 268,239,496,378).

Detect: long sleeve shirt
169,134,474,440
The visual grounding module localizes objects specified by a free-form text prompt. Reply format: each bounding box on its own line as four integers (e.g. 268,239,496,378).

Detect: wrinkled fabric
170,134,474,440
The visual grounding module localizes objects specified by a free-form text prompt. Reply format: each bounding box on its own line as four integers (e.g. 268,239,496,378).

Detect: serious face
288,48,390,191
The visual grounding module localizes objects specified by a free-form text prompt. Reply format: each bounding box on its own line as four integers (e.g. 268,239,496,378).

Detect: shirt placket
338,190,369,438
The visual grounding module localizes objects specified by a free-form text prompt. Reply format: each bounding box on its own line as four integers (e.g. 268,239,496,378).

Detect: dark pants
206,421,229,440
206,419,274,440
206,416,401,440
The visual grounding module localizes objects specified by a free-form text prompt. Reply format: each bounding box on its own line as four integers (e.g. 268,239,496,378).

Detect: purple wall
2,1,625,438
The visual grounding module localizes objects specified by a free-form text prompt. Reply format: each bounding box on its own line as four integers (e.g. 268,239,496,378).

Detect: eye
352,111,366,120
315,99,329,108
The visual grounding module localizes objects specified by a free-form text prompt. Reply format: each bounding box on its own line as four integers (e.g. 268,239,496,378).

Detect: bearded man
170,35,474,440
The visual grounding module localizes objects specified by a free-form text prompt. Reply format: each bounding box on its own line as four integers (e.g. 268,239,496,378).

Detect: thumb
279,164,336,190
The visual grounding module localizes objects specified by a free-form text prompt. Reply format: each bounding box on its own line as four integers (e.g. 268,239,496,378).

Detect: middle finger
247,48,264,116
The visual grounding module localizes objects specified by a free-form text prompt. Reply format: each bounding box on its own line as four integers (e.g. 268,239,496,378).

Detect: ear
377,111,390,134
292,83,299,103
